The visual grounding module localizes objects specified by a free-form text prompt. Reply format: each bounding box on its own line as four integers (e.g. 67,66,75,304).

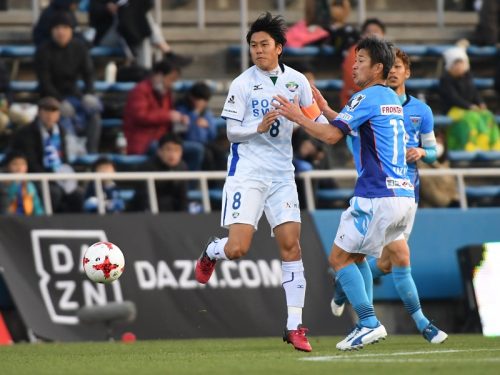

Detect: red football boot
195,237,219,284
283,325,312,352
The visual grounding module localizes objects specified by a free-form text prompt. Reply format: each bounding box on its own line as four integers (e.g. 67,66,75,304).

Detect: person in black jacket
32,0,80,47
132,133,189,212
35,12,102,154
438,46,500,151
9,97,83,213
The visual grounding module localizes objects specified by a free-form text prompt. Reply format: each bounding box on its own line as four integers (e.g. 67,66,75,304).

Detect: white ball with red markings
83,242,125,284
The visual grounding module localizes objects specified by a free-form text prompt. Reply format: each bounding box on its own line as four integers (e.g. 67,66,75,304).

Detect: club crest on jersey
227,95,235,104
232,212,240,218
346,94,366,112
410,116,422,127
285,81,299,92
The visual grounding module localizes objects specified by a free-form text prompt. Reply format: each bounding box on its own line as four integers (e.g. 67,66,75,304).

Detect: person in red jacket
123,59,188,154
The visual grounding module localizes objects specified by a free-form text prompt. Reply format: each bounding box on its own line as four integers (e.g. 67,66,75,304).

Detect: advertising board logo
31,230,123,325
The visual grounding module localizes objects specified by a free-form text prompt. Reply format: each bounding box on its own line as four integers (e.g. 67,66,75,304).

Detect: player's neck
257,64,281,76
393,84,406,97
360,77,385,89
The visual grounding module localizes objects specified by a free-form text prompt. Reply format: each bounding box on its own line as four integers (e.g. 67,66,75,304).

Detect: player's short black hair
361,18,386,35
356,37,395,79
246,12,287,49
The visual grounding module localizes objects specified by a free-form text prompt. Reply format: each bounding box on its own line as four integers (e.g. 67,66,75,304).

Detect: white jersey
221,64,315,180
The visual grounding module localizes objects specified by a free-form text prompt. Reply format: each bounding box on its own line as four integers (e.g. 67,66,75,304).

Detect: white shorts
403,203,418,240
334,196,416,258
220,176,301,235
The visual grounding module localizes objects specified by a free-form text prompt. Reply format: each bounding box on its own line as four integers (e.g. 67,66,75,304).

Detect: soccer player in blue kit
194,13,327,352
274,37,416,350
330,48,448,344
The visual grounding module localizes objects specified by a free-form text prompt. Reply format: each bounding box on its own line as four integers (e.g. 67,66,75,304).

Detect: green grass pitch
1,334,499,375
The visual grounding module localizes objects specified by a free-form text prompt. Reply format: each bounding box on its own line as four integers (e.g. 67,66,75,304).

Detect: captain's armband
300,102,321,120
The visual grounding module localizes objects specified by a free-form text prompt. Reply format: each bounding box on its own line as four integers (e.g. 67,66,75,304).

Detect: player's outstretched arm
273,94,344,145
311,85,338,122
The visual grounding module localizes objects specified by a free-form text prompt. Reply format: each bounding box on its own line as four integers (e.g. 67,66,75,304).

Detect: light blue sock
392,266,430,332
356,260,373,303
368,257,386,278
333,277,347,306
336,263,379,328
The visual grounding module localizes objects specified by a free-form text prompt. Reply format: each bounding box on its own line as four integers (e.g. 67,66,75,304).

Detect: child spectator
175,82,217,171
0,151,44,216
133,133,189,212
83,156,125,213
323,0,359,57
439,46,500,151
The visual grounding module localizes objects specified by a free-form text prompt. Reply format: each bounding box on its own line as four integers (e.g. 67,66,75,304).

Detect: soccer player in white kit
274,38,417,350
194,13,323,352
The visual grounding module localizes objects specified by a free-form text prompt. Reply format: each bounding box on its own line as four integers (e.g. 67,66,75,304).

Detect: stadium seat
316,188,354,201
466,185,500,198
0,45,125,58
187,189,223,201
101,118,123,128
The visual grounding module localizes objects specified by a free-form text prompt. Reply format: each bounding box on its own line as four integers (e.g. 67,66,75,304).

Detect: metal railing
1,168,499,215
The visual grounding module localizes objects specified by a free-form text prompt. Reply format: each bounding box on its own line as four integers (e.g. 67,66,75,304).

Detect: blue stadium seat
0,44,125,58
466,185,500,198
102,118,123,128
434,115,453,127
448,151,478,161
71,154,148,166
316,188,354,201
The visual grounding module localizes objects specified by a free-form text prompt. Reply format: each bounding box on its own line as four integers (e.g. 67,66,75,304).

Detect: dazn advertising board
0,213,351,341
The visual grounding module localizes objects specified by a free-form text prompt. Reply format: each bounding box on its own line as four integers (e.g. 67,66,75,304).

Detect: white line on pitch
301,348,500,362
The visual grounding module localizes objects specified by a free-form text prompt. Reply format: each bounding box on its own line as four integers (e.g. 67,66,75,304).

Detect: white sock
282,260,306,330
206,237,228,260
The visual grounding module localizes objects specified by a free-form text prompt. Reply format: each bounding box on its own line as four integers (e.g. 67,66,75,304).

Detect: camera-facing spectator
0,150,44,216
9,97,83,213
33,0,80,47
83,156,125,213
439,46,500,151
35,11,102,154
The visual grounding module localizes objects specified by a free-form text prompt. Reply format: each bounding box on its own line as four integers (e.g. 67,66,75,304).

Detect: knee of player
225,242,250,260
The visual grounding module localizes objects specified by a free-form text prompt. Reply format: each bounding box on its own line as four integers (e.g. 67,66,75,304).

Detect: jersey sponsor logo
285,81,299,92
380,105,403,115
346,94,366,112
336,112,353,122
223,108,238,115
227,95,235,104
386,177,414,190
253,84,263,91
251,97,281,117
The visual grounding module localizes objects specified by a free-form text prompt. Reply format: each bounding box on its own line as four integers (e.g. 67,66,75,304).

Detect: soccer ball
83,242,125,284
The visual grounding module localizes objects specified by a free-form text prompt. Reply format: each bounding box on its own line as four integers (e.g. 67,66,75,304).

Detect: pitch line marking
301,348,500,362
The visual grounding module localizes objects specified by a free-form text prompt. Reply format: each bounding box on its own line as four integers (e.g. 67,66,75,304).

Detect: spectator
9,97,83,213
138,133,189,212
439,46,500,151
473,0,499,46
0,151,44,216
32,0,80,47
123,59,188,155
83,156,125,213
340,18,386,106
0,60,10,149
175,82,217,171
88,0,120,47
34,11,102,154
117,0,171,67
324,0,359,57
